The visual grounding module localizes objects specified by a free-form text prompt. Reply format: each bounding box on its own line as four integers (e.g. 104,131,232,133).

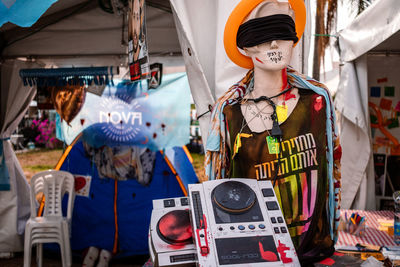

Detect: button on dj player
218,227,223,231
266,201,279,210
201,247,209,255
281,227,287,233
271,217,277,224
274,227,280,234
230,226,235,230
248,224,255,230
277,217,284,223
163,199,175,207
262,188,275,197
180,198,189,206
258,224,266,229
238,225,245,231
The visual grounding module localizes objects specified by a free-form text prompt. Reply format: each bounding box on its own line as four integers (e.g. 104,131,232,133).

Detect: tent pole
367,51,400,56
160,150,188,196
55,132,83,170
2,52,182,60
182,145,193,163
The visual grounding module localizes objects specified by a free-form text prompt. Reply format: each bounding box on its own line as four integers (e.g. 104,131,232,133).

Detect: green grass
191,152,204,168
29,165,54,172
190,152,206,181
17,148,64,180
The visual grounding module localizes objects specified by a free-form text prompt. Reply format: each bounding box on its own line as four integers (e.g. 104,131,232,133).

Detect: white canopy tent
336,0,400,210
1,0,313,254
0,0,183,253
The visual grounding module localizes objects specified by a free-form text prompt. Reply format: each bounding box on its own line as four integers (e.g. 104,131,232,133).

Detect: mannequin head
241,0,295,72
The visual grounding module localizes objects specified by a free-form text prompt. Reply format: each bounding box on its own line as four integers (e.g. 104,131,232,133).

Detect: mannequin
240,1,299,132
205,0,342,265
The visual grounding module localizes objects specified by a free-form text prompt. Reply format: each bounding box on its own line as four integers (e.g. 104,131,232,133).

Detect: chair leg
23,227,32,267
59,239,68,267
62,222,72,267
36,243,43,267
64,235,72,267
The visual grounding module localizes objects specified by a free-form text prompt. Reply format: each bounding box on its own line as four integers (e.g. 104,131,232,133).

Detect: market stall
0,0,188,256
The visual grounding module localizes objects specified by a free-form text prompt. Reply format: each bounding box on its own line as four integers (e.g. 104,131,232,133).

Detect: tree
312,0,373,80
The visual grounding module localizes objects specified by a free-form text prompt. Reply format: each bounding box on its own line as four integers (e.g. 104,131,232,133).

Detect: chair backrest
30,170,75,219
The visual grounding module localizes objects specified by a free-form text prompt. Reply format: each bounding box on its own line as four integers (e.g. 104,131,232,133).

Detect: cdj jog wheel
212,181,256,213
156,210,193,245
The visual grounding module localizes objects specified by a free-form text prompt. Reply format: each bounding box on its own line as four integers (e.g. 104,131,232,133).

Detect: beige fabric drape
0,60,37,252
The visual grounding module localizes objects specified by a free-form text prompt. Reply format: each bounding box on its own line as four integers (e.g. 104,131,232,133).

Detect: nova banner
128,0,150,81
57,73,191,151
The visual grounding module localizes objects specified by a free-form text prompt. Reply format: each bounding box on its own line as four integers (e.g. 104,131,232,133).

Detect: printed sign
148,63,163,89
379,98,392,110
74,175,91,197
370,86,381,98
56,73,191,151
128,0,150,81
385,86,395,97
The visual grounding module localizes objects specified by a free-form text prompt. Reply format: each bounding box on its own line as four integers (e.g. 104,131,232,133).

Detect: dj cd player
149,197,196,267
188,178,300,267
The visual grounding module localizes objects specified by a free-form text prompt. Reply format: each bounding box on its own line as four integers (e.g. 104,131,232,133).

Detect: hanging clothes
83,142,156,186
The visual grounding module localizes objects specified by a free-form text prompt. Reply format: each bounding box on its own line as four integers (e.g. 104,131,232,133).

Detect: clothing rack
19,66,119,87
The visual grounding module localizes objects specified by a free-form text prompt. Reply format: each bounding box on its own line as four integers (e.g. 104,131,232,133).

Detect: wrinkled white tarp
335,57,375,210
338,0,400,62
170,0,311,143
336,0,400,209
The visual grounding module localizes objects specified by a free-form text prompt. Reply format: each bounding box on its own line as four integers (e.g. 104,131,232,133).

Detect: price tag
266,136,279,154
276,105,288,123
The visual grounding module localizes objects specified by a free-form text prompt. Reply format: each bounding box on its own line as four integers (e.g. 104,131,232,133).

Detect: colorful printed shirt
224,90,334,264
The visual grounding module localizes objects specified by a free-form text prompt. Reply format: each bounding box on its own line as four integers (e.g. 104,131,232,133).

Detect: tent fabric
336,0,400,209
338,0,400,62
170,0,311,143
335,57,376,210
0,0,57,27
0,60,36,251
2,3,181,60
59,141,197,256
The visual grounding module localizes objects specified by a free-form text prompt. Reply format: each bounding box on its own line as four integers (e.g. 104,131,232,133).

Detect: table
336,209,397,248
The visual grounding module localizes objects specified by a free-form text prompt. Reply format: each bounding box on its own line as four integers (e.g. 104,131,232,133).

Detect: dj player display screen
215,236,280,265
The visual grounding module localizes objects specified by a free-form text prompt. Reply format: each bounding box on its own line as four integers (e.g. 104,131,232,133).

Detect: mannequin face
242,0,295,72
244,40,293,71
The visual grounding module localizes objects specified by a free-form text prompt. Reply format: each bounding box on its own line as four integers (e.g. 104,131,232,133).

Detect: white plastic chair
24,170,75,267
